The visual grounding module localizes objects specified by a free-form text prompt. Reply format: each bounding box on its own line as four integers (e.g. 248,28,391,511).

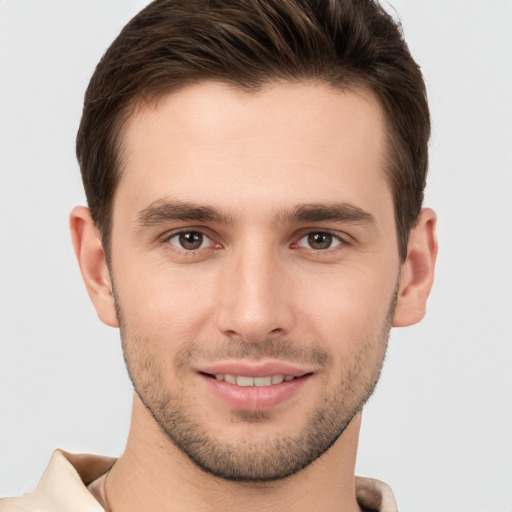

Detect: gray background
1,1,511,510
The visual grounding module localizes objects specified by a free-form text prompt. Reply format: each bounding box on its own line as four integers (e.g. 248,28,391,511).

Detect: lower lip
199,374,311,411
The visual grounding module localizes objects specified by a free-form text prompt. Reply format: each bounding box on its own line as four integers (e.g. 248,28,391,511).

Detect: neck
106,395,363,512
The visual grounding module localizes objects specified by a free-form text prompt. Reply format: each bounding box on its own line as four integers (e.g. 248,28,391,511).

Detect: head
76,0,430,262
71,0,437,483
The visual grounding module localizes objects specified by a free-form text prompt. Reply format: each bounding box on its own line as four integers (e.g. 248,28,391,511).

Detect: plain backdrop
1,1,511,510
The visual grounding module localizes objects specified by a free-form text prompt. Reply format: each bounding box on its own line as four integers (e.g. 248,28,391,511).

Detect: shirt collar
2,450,398,512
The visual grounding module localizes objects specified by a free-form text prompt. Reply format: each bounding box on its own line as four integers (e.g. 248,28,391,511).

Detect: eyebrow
283,203,375,226
136,199,234,227
135,199,375,228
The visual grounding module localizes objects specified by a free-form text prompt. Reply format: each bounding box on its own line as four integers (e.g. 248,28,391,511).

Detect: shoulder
0,497,27,511
355,476,399,512
0,450,114,512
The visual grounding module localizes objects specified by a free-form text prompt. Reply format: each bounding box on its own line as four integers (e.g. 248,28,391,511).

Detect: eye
167,231,212,251
296,232,343,250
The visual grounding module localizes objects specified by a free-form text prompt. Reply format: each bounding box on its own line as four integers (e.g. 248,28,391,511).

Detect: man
0,0,437,510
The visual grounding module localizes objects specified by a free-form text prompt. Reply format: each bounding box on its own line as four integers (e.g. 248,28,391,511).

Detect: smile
201,371,312,410
211,374,297,386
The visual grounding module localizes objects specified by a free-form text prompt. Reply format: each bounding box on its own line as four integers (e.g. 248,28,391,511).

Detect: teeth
214,374,296,386
236,375,254,387
271,375,284,384
254,376,272,386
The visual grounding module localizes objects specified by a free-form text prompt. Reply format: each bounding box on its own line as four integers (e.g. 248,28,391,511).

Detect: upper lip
197,361,313,378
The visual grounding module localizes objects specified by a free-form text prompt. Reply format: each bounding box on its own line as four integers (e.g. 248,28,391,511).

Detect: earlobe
69,206,119,328
392,208,438,327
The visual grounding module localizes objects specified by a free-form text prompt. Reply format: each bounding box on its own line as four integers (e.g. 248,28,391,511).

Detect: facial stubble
115,286,396,482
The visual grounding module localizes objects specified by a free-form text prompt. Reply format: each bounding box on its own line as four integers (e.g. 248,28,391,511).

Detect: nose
215,242,294,343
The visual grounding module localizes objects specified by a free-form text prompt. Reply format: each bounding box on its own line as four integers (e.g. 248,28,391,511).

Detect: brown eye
169,231,207,251
297,232,342,250
308,232,332,249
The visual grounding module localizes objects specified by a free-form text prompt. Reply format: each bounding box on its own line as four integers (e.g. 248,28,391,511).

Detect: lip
198,361,312,378
197,361,313,411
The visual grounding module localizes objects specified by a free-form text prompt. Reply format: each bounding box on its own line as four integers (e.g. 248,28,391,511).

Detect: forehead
116,81,391,220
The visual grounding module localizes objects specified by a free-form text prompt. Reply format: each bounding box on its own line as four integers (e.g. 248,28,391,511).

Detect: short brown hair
76,0,430,260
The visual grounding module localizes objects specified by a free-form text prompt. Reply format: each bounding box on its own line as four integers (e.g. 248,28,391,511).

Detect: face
109,82,401,481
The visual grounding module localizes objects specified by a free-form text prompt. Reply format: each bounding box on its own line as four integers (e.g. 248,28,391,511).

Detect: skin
71,81,437,512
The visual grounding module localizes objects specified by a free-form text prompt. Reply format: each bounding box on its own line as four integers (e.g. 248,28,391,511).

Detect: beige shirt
0,450,398,511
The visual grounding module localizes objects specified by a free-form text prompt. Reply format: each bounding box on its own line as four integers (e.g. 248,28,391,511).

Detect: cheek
114,261,219,346
293,264,397,345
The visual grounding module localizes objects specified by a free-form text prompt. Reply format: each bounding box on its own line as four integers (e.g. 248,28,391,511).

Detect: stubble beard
115,292,395,483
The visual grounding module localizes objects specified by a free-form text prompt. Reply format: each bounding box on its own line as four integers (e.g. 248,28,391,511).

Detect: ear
69,206,119,328
392,208,438,327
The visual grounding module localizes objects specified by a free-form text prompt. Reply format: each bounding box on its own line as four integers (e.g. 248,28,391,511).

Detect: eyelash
162,229,349,254
165,230,218,253
294,230,347,251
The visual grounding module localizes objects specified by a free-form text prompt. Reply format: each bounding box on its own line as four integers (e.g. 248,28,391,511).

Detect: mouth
198,366,313,411
201,372,304,387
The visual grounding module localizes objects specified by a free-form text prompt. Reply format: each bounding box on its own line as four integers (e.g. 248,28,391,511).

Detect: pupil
179,232,203,250
308,232,332,250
